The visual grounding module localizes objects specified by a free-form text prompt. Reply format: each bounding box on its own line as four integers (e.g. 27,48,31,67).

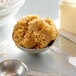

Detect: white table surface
0,0,76,76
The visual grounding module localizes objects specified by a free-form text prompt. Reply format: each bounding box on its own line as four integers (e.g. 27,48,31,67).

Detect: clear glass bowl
0,0,26,26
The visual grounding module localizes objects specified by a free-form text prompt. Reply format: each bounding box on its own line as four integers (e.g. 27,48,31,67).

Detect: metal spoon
0,59,68,76
18,41,54,54
0,59,28,76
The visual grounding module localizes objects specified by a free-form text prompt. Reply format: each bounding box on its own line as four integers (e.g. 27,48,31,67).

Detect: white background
15,0,60,20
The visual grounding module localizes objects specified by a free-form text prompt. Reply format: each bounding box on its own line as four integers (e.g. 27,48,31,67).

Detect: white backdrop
15,0,60,20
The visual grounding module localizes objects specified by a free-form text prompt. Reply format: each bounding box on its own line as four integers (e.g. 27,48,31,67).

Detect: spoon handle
27,71,67,76
50,45,71,59
50,45,76,67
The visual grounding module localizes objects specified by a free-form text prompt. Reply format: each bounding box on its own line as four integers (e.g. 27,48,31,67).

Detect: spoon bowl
18,40,55,54
0,59,28,76
19,46,49,54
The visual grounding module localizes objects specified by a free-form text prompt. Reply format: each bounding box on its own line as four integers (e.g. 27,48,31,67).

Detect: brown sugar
12,15,58,49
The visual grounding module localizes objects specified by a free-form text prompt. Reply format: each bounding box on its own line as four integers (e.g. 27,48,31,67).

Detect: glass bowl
0,0,26,26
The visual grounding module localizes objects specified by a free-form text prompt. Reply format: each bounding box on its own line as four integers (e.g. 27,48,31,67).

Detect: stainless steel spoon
0,59,68,76
0,59,28,76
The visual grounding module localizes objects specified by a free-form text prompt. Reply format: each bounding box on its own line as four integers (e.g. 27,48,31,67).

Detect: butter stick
60,0,76,34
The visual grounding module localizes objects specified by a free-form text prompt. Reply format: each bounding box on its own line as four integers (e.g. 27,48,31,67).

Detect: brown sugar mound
12,15,58,49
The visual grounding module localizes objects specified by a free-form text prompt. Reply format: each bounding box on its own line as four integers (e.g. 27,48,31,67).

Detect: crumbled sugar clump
12,15,58,49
